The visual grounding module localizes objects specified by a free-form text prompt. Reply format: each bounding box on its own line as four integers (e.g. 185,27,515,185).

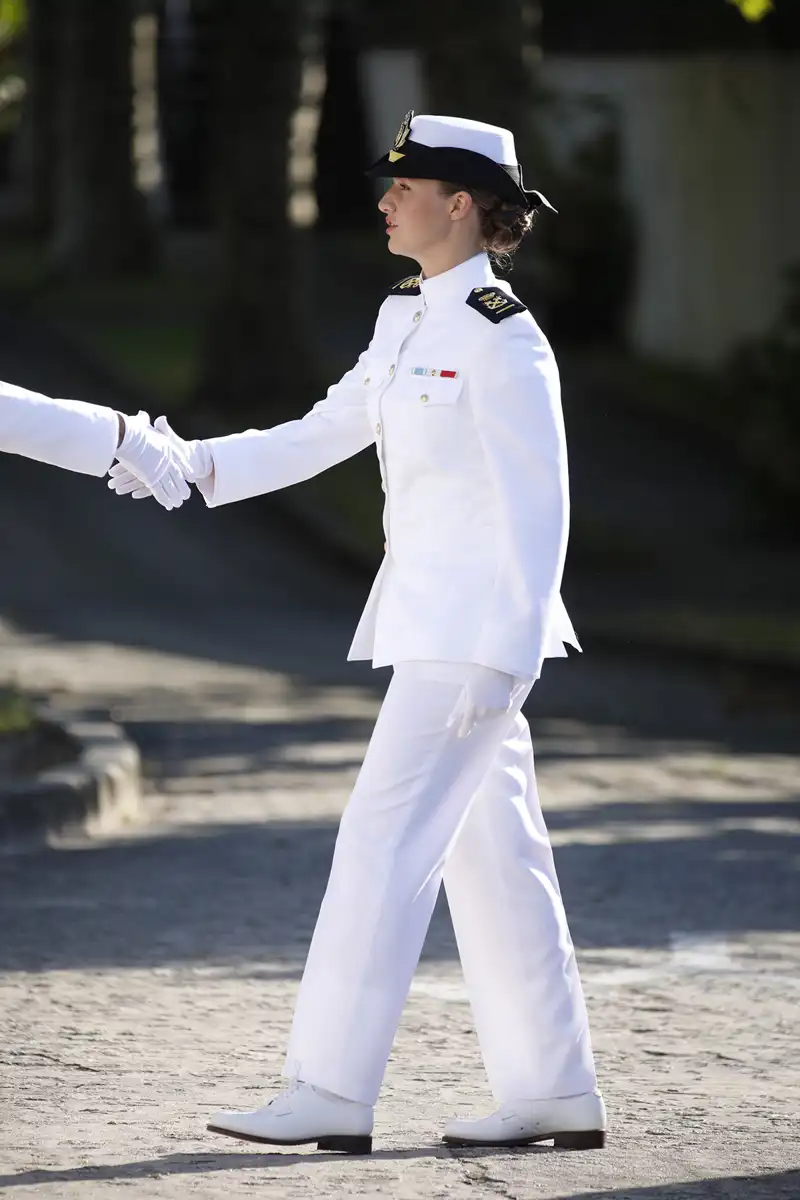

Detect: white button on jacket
202,252,581,682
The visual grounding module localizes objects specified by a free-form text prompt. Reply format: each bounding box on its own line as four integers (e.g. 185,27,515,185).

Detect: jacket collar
419,251,496,306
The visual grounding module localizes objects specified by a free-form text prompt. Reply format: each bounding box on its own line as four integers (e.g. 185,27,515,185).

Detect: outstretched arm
0,380,121,476
109,347,378,508
201,350,376,507
1,381,192,509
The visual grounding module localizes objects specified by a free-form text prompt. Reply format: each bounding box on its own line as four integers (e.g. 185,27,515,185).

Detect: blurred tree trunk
314,9,373,230
156,0,215,227
200,0,319,418
420,0,542,131
414,0,553,189
50,0,155,277
11,0,58,233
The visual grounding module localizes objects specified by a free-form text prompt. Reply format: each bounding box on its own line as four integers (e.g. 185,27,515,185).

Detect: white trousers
282,660,597,1106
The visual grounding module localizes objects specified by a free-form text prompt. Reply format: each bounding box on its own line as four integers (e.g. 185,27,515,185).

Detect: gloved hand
445,664,526,739
108,415,213,500
113,410,192,510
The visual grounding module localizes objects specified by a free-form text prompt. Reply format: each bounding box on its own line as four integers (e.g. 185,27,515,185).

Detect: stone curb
0,715,143,846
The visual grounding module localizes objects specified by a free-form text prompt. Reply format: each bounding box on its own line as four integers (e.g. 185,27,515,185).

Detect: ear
447,189,474,224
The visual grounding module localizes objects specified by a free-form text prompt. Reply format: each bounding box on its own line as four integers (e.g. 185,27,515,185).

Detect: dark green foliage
0,687,34,735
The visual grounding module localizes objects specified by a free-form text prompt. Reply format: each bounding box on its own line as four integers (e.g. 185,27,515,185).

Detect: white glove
112,410,192,510
445,664,526,739
108,415,212,500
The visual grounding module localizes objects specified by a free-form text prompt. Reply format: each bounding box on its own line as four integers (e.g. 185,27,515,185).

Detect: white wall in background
541,55,800,365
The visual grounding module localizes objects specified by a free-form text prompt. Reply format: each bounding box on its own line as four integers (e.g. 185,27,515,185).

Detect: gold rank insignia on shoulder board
466,286,527,323
389,274,421,296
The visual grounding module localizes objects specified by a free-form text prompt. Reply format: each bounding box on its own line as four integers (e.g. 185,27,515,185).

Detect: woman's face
378,177,469,261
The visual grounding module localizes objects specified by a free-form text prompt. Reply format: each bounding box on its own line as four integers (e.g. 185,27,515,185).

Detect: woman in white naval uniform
111,112,607,1154
0,381,191,508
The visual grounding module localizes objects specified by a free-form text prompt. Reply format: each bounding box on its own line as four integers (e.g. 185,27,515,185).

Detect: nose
378,189,394,215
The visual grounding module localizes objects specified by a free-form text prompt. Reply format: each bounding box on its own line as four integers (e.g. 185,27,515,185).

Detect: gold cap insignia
388,109,414,163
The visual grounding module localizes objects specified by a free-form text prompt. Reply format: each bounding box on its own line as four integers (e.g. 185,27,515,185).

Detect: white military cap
366,110,555,212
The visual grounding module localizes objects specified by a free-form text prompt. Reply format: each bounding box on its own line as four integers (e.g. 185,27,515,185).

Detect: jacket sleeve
469,327,571,682
200,346,377,508
0,381,119,476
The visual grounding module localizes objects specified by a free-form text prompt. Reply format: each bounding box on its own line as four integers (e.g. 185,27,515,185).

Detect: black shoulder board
466,286,527,323
389,274,421,296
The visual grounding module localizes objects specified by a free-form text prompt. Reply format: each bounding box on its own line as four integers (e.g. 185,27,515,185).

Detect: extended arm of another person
469,330,571,685
0,380,191,508
107,348,377,507
1,380,121,475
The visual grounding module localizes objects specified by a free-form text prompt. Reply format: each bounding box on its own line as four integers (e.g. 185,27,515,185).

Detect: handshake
110,411,213,510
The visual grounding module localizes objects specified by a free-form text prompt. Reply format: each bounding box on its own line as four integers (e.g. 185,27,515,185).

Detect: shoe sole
443,1128,606,1151
206,1125,372,1155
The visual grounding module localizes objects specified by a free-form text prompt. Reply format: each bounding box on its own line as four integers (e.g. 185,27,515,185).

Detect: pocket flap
413,374,463,406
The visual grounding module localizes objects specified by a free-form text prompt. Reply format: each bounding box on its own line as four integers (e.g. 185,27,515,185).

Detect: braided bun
438,182,536,267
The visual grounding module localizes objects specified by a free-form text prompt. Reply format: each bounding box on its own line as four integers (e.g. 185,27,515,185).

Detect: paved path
0,327,799,1198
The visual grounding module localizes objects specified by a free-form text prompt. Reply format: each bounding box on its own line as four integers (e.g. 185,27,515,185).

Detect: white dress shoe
443,1090,607,1149
207,1079,374,1155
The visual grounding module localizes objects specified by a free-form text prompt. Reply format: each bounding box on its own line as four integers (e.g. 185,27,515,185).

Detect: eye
397,181,410,192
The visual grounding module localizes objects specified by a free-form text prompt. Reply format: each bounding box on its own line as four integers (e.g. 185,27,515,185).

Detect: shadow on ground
1,782,797,973
0,1154,797,1198
565,1174,800,1200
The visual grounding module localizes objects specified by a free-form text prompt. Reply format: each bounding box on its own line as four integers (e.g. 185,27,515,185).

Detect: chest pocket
412,374,463,407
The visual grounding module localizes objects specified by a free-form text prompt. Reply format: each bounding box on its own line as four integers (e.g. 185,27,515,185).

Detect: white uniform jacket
202,252,581,681
1,381,118,476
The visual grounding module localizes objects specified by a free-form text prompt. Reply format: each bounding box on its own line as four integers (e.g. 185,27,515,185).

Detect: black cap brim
365,140,556,213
